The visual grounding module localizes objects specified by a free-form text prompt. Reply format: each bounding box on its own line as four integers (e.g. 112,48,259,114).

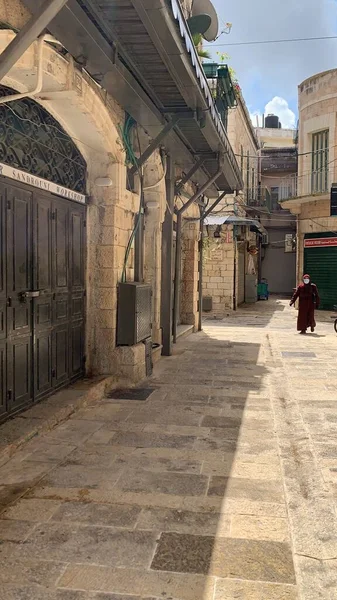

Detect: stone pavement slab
4,298,337,599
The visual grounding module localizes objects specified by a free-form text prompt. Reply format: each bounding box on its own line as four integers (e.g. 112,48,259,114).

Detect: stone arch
0,84,87,193
0,31,133,375
0,30,125,184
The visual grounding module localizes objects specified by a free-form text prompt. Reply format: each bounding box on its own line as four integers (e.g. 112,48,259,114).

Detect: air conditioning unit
261,233,269,246
117,282,152,346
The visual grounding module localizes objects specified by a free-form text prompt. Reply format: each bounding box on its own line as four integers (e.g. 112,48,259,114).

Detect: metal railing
276,170,333,201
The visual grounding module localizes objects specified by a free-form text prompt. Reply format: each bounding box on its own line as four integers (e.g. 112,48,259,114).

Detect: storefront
0,90,87,420
304,232,337,310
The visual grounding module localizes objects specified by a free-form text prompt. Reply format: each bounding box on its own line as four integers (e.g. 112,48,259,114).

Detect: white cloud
210,0,337,119
265,97,296,129
249,97,296,129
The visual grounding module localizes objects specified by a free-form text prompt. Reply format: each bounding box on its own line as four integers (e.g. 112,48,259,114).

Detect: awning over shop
203,215,267,235
22,0,243,196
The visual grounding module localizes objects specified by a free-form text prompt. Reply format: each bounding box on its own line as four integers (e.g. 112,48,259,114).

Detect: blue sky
205,0,337,127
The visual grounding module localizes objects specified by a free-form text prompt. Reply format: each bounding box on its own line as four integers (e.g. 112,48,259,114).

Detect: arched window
0,85,87,193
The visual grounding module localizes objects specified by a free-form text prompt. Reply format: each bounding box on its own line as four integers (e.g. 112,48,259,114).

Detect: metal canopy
21,0,242,195
204,215,267,235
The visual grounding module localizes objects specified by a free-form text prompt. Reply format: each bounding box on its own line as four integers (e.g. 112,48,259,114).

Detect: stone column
86,161,138,376
180,221,199,328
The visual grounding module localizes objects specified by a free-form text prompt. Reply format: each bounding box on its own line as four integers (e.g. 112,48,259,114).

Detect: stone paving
0,299,337,599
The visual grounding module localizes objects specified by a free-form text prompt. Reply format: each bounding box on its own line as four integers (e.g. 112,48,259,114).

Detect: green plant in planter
216,51,241,95
192,33,211,60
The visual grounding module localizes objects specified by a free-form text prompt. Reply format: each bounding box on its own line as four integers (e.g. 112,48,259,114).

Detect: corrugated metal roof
80,0,243,192
22,0,243,194
204,214,266,234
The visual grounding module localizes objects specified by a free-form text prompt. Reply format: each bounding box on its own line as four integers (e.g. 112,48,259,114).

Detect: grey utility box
203,296,213,312
117,282,152,346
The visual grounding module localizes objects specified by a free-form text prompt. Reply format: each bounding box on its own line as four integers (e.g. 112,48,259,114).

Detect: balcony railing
245,186,293,212
203,63,237,130
277,169,333,202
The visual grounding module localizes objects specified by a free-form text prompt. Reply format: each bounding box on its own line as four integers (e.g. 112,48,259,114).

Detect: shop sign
0,162,86,204
304,237,337,248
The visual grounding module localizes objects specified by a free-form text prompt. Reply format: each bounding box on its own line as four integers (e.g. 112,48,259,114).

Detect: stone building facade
282,69,337,308
252,124,297,295
202,96,260,316
0,0,242,419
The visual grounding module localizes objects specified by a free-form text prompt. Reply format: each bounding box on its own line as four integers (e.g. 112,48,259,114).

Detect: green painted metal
304,232,337,310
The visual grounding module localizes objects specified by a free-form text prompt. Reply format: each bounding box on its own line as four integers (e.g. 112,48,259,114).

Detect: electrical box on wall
285,234,296,253
331,183,337,216
117,282,152,346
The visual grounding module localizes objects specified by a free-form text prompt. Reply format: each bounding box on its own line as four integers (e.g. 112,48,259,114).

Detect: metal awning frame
0,0,68,82
203,214,267,236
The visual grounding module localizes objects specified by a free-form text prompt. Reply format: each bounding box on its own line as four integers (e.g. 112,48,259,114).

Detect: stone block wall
203,237,235,318
298,69,337,196
180,222,199,327
0,3,206,385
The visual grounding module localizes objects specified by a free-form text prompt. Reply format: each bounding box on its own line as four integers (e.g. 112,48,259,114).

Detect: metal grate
0,85,87,193
106,387,155,401
117,282,152,345
136,286,152,343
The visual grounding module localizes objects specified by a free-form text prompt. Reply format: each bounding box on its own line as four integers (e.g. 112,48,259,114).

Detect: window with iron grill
311,130,329,194
0,85,87,193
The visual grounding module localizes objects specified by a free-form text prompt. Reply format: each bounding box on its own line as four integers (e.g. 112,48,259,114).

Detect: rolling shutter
304,232,337,310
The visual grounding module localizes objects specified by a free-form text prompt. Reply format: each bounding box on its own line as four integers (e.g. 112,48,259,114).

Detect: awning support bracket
175,157,205,195
0,0,69,83
202,190,227,219
173,155,224,342
129,114,180,177
177,155,224,216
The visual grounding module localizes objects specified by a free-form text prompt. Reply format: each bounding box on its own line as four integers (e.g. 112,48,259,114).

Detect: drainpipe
198,205,204,331
233,237,237,311
233,190,239,311
134,198,144,282
258,234,262,282
173,211,182,343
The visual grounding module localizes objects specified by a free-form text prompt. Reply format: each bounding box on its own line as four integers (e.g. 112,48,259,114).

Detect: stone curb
0,375,124,466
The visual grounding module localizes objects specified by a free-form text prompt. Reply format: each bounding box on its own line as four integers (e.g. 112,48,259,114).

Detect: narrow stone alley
0,299,337,600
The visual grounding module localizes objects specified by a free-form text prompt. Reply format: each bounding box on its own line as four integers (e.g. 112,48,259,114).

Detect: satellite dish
191,0,219,42
187,14,212,36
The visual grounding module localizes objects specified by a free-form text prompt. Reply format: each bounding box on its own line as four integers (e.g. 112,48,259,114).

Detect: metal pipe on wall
233,238,237,311
134,205,144,282
161,154,174,356
173,211,182,343
198,206,204,332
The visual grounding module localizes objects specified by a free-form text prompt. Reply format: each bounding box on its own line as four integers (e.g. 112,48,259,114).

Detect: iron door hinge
51,211,56,220
6,199,11,209
7,390,12,401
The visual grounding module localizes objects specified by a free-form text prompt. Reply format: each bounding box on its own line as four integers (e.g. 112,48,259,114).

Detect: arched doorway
0,87,87,421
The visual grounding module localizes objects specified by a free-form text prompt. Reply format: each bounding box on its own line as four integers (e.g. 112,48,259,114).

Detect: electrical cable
208,35,337,48
120,119,144,283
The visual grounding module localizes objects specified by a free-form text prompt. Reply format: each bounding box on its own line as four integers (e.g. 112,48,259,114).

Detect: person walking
290,274,320,334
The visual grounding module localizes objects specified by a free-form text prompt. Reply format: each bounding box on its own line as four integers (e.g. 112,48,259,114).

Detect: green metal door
304,232,337,310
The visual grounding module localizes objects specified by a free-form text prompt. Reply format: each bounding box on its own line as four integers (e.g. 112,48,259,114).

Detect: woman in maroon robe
290,274,320,334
